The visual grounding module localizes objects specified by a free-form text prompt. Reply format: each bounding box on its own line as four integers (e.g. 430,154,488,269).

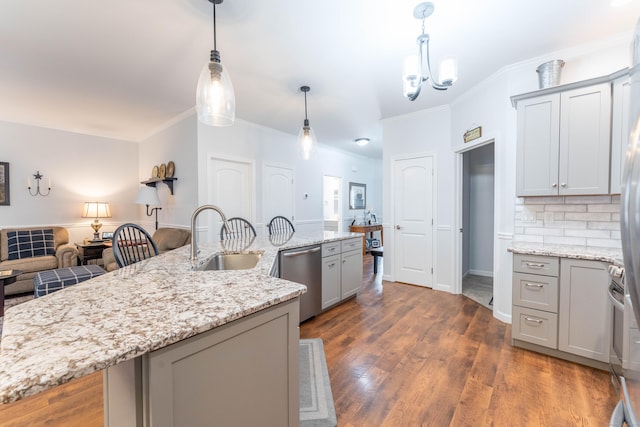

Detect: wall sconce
27,171,51,197
135,186,162,230
82,202,112,241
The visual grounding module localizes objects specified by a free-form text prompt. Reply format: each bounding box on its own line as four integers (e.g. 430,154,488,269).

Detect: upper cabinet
611,75,631,194
515,83,611,196
512,69,629,197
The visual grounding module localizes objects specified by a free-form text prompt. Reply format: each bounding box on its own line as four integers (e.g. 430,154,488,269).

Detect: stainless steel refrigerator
617,17,640,426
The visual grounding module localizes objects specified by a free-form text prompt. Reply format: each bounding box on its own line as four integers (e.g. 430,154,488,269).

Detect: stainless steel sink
197,252,262,271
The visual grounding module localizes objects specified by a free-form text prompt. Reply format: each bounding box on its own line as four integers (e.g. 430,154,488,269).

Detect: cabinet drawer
322,242,341,257
513,254,559,276
512,272,559,313
341,238,362,253
512,306,558,349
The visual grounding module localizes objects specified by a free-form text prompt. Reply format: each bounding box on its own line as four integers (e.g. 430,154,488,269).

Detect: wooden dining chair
267,216,295,235
112,223,159,268
220,217,257,240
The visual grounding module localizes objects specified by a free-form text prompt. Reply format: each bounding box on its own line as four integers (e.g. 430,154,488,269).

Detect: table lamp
82,202,112,241
135,186,161,230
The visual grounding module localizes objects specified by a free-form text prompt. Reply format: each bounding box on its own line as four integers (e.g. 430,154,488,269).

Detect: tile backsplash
514,195,621,248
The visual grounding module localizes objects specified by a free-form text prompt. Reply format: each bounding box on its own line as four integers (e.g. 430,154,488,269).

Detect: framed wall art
349,182,366,210
0,162,9,206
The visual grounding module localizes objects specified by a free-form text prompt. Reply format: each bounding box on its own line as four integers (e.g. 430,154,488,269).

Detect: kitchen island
0,231,361,426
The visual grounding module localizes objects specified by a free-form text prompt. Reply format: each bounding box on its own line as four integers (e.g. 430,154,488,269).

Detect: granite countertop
508,241,624,266
0,231,362,404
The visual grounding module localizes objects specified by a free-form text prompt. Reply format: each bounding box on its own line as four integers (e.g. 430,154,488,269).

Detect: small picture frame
349,182,366,210
0,162,9,206
102,232,114,240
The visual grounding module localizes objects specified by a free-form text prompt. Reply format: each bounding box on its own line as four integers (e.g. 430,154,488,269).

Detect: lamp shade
297,125,317,161
82,202,111,219
135,186,160,206
196,60,236,126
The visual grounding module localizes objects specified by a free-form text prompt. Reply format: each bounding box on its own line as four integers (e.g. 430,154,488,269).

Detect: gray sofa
0,226,78,295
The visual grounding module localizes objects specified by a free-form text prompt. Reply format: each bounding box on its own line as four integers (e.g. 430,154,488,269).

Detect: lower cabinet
321,238,362,310
558,258,610,362
512,254,611,366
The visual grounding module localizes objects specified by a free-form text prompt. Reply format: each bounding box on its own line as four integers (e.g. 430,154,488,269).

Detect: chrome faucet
190,205,232,263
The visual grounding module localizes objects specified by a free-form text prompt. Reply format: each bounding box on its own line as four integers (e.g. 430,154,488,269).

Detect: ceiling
2,0,640,158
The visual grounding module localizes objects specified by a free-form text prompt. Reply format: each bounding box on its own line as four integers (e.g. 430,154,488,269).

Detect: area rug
300,338,337,427
0,295,33,339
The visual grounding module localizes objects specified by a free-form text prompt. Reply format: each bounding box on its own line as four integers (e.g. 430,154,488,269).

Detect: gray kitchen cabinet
512,254,560,349
341,241,363,299
144,299,300,427
558,258,611,363
321,238,362,310
511,253,611,367
611,74,631,194
515,83,611,196
321,253,340,309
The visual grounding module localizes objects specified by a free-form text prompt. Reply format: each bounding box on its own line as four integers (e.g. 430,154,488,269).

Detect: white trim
497,232,514,240
468,269,493,277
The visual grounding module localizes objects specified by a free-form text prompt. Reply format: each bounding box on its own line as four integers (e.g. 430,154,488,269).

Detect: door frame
453,138,496,295
390,152,437,285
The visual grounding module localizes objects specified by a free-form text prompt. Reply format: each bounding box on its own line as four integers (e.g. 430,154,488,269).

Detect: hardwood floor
300,257,617,426
0,256,617,426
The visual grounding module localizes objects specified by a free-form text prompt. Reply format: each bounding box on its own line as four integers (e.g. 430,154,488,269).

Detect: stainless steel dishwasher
279,245,322,322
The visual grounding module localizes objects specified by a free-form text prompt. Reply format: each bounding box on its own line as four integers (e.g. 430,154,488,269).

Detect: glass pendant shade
196,59,236,126
297,123,317,161
439,57,458,86
402,54,422,98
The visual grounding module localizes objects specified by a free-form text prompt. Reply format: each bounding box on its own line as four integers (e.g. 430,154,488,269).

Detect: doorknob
395,225,402,230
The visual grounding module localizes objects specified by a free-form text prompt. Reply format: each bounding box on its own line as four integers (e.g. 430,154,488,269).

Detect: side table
349,224,384,255
1,269,23,317
76,241,112,266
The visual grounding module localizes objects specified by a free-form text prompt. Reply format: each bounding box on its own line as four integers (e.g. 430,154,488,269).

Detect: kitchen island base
104,298,300,427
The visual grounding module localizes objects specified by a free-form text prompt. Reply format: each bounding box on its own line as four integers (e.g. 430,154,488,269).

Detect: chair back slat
112,223,159,268
220,217,257,240
267,216,295,235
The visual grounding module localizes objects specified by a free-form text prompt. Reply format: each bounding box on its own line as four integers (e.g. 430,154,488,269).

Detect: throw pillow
7,229,56,260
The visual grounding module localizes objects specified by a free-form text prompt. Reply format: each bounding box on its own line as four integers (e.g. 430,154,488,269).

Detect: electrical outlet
521,211,536,223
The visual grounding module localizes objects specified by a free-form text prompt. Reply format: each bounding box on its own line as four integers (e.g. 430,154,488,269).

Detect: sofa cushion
7,229,55,260
34,265,106,298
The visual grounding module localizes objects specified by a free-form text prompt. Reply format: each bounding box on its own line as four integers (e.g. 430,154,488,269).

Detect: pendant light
403,2,457,101
297,86,317,160
196,0,235,126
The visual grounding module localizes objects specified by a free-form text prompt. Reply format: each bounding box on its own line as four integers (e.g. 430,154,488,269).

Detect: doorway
461,142,495,309
322,175,342,232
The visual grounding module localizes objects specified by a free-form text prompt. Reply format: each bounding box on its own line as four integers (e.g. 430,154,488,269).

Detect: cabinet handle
328,247,336,252
525,282,544,289
396,225,402,230
343,259,346,264
561,183,567,187
328,262,336,267
525,262,545,269
524,316,543,324
552,183,558,188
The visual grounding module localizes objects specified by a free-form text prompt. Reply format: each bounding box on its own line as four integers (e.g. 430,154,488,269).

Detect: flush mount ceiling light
355,138,370,146
298,86,317,160
196,0,235,126
403,2,458,101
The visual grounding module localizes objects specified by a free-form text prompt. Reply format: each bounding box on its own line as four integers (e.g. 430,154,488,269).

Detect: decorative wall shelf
141,177,177,195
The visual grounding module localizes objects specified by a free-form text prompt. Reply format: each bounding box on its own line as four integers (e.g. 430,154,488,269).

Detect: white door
393,156,434,287
208,157,254,240
263,165,294,231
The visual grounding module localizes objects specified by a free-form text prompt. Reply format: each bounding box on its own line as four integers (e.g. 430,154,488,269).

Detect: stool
34,265,106,298
370,247,383,274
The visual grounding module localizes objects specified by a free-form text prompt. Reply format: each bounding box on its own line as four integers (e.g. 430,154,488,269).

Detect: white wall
138,113,198,230
0,120,139,242
381,106,454,292
196,117,382,242
383,33,633,324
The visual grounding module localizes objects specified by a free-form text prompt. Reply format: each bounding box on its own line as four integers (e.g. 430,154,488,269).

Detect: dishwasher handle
282,247,321,257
